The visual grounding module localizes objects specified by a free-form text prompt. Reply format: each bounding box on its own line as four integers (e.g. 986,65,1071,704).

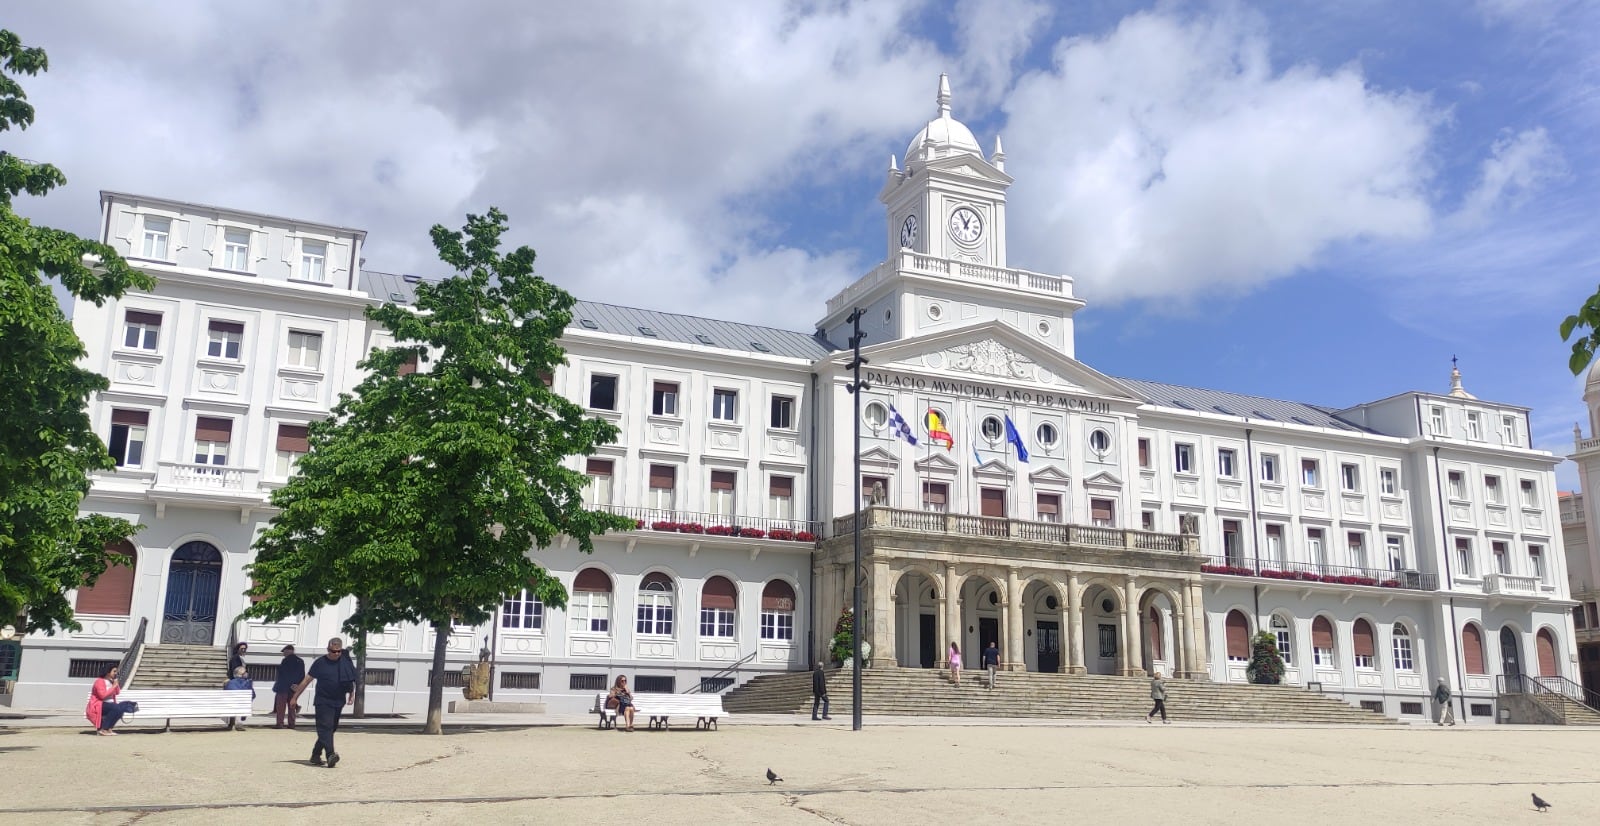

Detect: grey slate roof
568,300,836,360
358,270,426,305
1115,377,1372,433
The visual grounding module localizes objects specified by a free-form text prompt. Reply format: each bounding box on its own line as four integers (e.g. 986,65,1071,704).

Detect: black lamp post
843,307,868,731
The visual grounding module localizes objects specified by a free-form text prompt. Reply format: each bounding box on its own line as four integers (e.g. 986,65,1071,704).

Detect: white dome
1587,354,1600,389
905,74,985,164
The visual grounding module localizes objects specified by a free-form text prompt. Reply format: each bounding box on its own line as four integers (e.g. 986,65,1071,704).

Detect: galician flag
887,405,918,446
924,409,954,450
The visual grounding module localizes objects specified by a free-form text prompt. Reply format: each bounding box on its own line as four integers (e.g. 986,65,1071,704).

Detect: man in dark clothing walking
272,645,306,729
811,661,832,721
982,641,1000,689
1146,671,1169,723
1433,678,1456,726
290,637,358,768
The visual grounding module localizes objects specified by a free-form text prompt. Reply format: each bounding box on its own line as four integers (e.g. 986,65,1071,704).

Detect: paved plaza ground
1,714,1596,824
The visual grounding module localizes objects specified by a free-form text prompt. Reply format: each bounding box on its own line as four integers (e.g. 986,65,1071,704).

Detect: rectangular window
1089,498,1115,527
588,374,618,410
141,216,170,259
1466,411,1482,440
1301,459,1320,488
1222,520,1243,565
699,606,735,639
501,588,544,631
222,228,250,271
1492,541,1509,575
1035,492,1060,523
1173,443,1193,474
1448,471,1466,500
1348,532,1367,569
709,470,737,516
584,458,614,508
1386,536,1406,571
651,381,679,416
980,487,1007,518
108,409,149,468
1265,524,1284,565
569,592,610,634
769,475,794,520
300,241,328,282
193,416,232,468
1520,479,1537,508
1217,448,1237,479
285,331,322,371
206,320,244,360
760,609,795,641
122,310,161,351
1140,510,1155,531
1485,475,1502,505
1529,545,1546,583
770,395,794,429
1455,537,1473,577
1430,405,1446,436
1260,454,1278,483
1137,437,1151,469
1307,528,1326,567
712,389,738,421
1577,605,1589,630
635,589,674,636
922,481,949,514
1380,468,1397,496
648,464,676,511
1502,415,1518,446
274,423,309,477
1341,463,1360,492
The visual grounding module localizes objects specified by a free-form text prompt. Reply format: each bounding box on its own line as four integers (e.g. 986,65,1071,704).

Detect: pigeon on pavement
767,768,783,785
1532,793,1550,813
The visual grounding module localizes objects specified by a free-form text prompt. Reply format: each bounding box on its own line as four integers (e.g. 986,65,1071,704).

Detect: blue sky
9,1,1598,484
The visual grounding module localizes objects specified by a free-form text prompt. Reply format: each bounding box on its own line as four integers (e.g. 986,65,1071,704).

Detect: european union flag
1004,414,1029,463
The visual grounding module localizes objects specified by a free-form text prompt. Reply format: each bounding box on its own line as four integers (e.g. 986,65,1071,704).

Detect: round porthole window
864,401,889,431
928,303,944,321
1101,598,1115,614
1046,595,1060,611
981,415,1004,443
1037,320,1051,337
1036,422,1059,449
988,592,1000,606
1089,428,1112,457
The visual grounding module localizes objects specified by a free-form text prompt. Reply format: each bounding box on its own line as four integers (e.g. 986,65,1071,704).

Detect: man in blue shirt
290,637,358,768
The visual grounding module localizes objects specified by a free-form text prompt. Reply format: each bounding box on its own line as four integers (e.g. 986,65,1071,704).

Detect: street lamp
843,307,868,731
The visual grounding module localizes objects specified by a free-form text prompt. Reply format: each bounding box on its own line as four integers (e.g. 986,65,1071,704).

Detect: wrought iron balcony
591,504,821,543
828,505,1196,555
1201,555,1438,591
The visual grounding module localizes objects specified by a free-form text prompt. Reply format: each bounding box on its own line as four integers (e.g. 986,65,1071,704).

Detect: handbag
605,696,619,710
119,701,140,714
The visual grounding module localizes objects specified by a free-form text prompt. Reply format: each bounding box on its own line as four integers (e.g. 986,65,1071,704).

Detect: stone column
1005,568,1025,671
1125,576,1144,676
945,563,961,664
1171,588,1188,679
1066,573,1085,674
935,593,948,669
868,560,896,668
1184,580,1209,681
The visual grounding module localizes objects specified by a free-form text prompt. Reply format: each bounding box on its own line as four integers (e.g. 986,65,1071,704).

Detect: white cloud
1000,10,1440,304
1453,128,1567,227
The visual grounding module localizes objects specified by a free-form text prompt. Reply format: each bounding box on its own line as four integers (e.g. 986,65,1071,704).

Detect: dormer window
300,241,328,283
222,228,251,271
141,217,171,259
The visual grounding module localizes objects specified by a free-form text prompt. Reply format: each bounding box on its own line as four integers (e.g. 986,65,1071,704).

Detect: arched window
1311,616,1336,667
1353,619,1377,669
1224,610,1250,662
1391,623,1414,671
1270,615,1292,665
635,572,675,636
76,540,137,616
501,582,544,631
1462,624,1486,675
1536,628,1559,677
759,580,796,641
699,576,737,639
570,568,612,634
1148,606,1165,661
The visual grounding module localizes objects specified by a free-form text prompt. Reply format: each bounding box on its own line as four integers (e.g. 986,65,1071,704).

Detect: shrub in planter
1246,630,1286,685
829,608,856,665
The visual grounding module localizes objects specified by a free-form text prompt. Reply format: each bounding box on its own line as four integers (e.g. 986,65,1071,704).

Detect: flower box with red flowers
738,527,766,538
705,525,737,536
794,531,816,542
767,529,795,541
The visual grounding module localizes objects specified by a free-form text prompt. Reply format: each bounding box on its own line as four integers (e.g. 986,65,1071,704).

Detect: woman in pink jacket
85,664,126,735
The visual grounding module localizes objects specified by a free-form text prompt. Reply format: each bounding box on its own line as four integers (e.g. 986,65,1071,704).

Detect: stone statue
1178,514,1199,535
461,642,492,701
869,481,887,506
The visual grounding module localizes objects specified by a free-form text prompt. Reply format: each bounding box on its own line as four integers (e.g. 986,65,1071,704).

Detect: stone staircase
1524,692,1600,725
722,668,1397,725
129,645,230,689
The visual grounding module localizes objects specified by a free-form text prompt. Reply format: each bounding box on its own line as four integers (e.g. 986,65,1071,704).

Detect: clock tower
880,74,1012,268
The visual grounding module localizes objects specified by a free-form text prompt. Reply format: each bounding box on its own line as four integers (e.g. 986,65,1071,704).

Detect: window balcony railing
154,462,260,492
1200,555,1438,591
591,504,820,543
828,506,1195,555
1483,573,1540,596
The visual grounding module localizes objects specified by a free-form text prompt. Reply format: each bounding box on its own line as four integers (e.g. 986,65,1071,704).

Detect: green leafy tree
244,209,633,733
1561,294,1600,375
1246,630,1285,685
0,30,150,633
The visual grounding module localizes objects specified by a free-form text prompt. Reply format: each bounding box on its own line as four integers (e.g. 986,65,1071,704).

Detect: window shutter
1312,616,1334,650
710,471,736,491
208,319,244,335
1225,611,1250,659
111,409,149,426
194,417,233,442
276,424,309,453
980,488,1006,517
639,572,674,591
924,484,948,506
1352,619,1376,658
76,541,137,616
398,353,418,376
125,310,162,325
573,568,611,593
1137,439,1150,467
761,580,795,611
586,458,614,476
1536,630,1558,677
649,465,676,490
701,576,737,610
769,476,793,497
1462,625,1485,674
1035,494,1058,516
1090,499,1113,522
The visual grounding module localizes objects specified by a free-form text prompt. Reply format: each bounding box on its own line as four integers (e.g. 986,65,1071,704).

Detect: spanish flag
924,410,954,450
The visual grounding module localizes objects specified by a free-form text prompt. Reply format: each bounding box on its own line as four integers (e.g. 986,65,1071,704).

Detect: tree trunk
424,621,449,734
352,627,368,718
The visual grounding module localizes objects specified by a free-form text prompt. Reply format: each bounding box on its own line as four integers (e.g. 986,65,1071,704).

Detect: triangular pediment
972,459,1014,479
1027,465,1072,485
858,446,901,469
914,452,960,473
1083,471,1123,488
921,153,1013,186
830,321,1141,404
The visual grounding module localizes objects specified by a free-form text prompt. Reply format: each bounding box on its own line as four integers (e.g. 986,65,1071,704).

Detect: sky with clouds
8,0,1598,484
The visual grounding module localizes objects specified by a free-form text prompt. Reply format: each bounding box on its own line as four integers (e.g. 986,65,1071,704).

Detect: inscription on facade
866,370,1112,413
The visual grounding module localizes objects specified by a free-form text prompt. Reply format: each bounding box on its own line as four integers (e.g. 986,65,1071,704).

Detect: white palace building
4,77,1587,721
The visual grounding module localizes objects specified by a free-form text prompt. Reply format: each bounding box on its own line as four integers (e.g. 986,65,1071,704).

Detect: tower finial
1448,356,1476,399
937,73,951,117
992,134,1005,171
889,153,899,172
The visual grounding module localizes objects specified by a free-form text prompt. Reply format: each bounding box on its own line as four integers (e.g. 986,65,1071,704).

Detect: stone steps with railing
723,669,1397,724
130,645,231,689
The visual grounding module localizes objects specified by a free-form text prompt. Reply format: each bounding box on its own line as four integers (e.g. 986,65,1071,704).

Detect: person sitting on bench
608,675,636,732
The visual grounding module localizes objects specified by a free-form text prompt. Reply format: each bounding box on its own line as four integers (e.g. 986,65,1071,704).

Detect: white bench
592,692,724,731
118,689,255,732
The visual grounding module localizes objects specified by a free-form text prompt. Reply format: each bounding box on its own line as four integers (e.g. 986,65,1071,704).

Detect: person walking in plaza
1146,671,1170,724
86,664,129,736
812,661,832,720
948,642,963,686
290,637,359,767
1434,678,1456,726
982,641,1000,689
224,665,256,730
272,644,306,729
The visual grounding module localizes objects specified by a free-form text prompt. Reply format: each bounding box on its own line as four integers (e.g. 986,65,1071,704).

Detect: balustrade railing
1200,555,1438,591
594,504,820,543
155,462,259,492
1501,673,1600,712
118,617,149,688
1483,573,1540,596
825,506,1194,555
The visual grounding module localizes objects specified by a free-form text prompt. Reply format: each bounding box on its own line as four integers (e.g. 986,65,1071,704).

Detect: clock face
948,206,983,245
900,214,918,248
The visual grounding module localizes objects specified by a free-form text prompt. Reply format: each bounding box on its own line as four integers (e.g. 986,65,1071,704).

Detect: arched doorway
958,575,1004,669
1139,589,1177,676
1081,584,1123,675
1499,626,1523,680
1536,629,1559,678
893,570,941,669
161,542,223,645
1024,580,1063,673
